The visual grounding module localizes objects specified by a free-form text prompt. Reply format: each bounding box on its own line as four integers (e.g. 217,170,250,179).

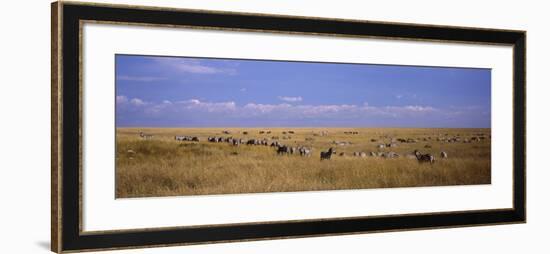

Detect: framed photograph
51,1,526,252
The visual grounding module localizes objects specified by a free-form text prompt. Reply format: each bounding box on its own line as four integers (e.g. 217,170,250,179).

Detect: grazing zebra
175,135,199,142
231,139,240,146
290,147,297,154
320,148,335,161
384,151,399,158
414,150,435,163
298,147,312,157
139,131,153,139
277,145,291,155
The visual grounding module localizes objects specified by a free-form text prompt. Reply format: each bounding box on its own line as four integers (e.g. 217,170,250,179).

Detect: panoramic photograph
115,54,491,198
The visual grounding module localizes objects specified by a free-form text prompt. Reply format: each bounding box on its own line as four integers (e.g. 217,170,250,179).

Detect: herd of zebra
169,133,446,164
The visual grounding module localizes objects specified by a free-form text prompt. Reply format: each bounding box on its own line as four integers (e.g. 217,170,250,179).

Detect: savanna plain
116,128,491,198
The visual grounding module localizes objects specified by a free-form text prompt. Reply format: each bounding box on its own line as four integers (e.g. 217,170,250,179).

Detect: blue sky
115,54,491,128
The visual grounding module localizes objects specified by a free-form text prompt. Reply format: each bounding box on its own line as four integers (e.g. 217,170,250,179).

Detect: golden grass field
116,127,491,198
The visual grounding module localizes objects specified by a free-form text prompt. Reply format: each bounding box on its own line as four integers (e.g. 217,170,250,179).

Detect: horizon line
116,126,491,129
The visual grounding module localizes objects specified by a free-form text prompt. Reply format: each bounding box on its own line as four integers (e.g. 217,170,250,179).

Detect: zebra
440,151,448,158
414,150,435,163
384,151,400,158
277,145,291,155
290,147,297,154
139,131,153,140
299,147,312,157
320,148,335,161
231,139,240,146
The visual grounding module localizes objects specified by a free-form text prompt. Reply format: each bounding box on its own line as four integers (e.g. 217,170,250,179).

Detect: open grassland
116,127,491,198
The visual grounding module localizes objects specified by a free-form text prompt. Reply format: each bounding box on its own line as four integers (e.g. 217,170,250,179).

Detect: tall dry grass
116,128,491,198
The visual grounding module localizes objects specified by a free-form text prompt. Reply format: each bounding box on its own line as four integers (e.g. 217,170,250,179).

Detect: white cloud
152,57,236,75
130,98,147,106
116,95,128,104
243,103,292,114
278,96,303,102
121,97,440,118
176,99,237,113
117,75,167,82
116,95,482,127
403,105,436,112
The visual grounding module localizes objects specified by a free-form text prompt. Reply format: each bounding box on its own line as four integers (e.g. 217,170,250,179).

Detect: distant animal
298,147,312,157
243,131,248,135
290,147,297,154
231,139,240,146
139,131,153,139
414,150,435,163
339,152,346,157
320,148,335,161
288,131,295,134
384,151,399,158
277,145,291,155
440,151,448,158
